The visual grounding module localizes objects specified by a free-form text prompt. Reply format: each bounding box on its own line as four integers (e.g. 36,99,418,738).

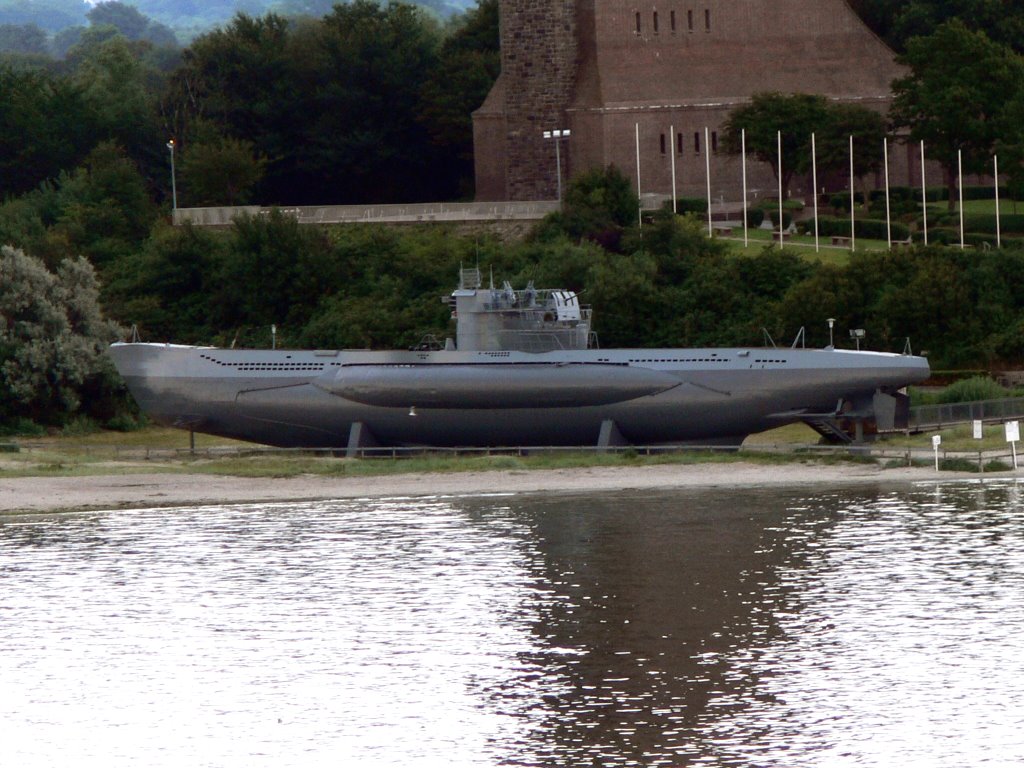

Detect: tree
87,2,148,40
537,165,639,251
816,103,888,212
0,245,123,426
87,1,177,47
165,12,300,200
0,23,48,55
166,3,445,205
0,0,86,33
0,66,99,198
995,90,1024,213
285,0,443,203
890,20,1024,209
418,0,500,197
70,35,165,175
721,92,831,196
51,142,158,267
849,1,1024,54
180,131,265,206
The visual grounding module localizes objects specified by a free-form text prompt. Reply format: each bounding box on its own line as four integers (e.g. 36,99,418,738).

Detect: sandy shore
0,462,986,514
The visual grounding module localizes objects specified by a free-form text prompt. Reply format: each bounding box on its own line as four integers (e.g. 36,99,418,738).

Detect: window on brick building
705,9,711,31
677,132,684,155
694,132,701,153
711,131,718,153
670,10,676,32
635,11,641,34
687,9,693,31
653,11,659,33
660,133,666,155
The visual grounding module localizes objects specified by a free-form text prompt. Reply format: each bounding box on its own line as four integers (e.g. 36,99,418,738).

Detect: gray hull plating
108,343,931,448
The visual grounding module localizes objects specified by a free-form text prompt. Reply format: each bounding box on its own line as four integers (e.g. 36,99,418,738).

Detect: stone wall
499,0,579,200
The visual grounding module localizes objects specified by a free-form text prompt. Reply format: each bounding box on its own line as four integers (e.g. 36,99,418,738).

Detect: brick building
473,0,916,203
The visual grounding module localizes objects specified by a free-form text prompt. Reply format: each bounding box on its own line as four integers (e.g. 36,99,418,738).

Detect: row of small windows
200,354,327,372
635,8,711,35
629,357,727,364
659,131,719,155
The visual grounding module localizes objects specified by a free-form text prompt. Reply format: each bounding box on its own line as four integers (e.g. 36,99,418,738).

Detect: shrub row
815,216,910,241
830,186,1008,211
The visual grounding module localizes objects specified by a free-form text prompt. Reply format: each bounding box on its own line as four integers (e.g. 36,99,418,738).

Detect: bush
984,460,1012,472
961,214,1024,235
765,208,792,229
935,376,1008,404
746,207,765,227
815,216,910,241
940,457,981,472
60,416,99,436
677,197,708,215
926,227,960,245
0,418,46,437
105,413,148,432
830,192,865,212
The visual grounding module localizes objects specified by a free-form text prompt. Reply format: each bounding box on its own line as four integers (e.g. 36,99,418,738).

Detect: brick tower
473,0,909,202
474,0,579,200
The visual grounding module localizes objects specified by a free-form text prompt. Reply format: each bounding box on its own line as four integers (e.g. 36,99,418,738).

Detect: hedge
834,186,1008,210
816,215,910,241
960,213,1024,234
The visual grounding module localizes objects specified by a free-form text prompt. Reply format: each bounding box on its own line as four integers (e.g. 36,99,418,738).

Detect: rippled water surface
2,482,1024,766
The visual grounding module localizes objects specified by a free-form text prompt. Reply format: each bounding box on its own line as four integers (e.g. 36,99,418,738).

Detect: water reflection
2,483,1023,766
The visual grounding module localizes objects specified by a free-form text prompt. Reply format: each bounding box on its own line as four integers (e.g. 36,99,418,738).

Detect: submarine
108,268,930,452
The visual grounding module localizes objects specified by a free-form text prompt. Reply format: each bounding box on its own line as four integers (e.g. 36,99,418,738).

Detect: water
2,482,1023,766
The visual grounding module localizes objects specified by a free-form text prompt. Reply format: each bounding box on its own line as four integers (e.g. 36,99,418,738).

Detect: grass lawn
0,422,867,480
929,198,1024,216
716,226,891,264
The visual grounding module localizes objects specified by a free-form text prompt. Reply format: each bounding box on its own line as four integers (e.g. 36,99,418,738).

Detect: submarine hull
109,343,930,449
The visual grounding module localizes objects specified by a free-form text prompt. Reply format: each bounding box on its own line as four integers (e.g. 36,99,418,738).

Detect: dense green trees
721,93,831,194
0,66,99,197
164,1,482,204
890,20,1024,208
849,0,1024,53
0,245,123,428
721,94,887,205
0,1,501,206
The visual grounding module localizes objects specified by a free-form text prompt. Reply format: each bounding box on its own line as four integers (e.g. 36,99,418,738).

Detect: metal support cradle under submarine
108,268,930,453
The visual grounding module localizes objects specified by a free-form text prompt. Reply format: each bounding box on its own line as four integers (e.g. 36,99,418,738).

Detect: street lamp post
166,139,177,212
543,128,571,201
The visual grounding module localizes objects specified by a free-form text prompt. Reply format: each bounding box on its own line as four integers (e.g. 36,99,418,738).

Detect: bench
771,231,790,242
892,237,913,249
712,225,733,236
831,235,852,247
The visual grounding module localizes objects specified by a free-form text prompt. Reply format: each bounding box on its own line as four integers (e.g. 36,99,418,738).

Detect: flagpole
812,132,819,253
635,122,642,228
705,126,713,238
958,149,965,250
920,140,928,246
995,154,1002,249
742,128,749,247
884,137,892,249
777,130,784,244
670,124,677,214
850,135,856,252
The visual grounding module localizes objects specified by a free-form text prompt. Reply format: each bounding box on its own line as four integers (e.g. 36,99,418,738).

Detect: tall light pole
166,139,177,212
543,128,571,201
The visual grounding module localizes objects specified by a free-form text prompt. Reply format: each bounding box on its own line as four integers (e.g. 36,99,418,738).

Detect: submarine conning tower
449,268,592,352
